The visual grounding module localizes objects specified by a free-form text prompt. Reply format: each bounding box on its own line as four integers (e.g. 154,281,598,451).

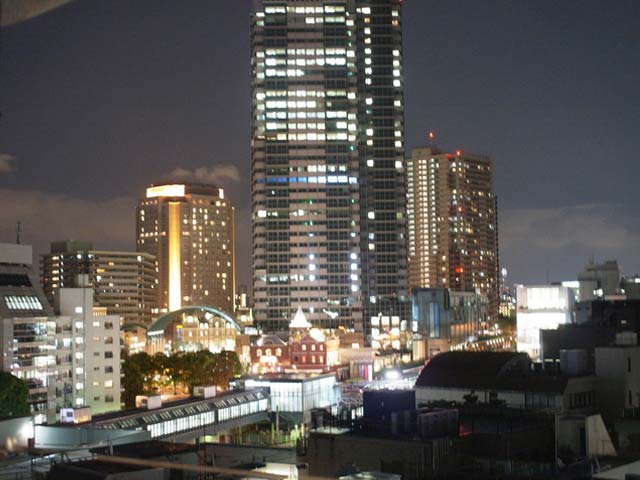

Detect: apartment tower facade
407,147,499,320
251,0,408,334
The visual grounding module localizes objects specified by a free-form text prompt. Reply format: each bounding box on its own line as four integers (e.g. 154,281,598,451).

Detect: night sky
1,0,639,289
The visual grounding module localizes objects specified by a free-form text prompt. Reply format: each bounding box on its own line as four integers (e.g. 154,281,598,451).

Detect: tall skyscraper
407,146,499,320
251,0,408,334
136,183,235,315
41,240,157,325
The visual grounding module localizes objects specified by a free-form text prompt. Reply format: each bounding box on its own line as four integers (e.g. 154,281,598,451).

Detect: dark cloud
0,154,17,173
0,188,135,256
167,165,241,186
500,204,640,284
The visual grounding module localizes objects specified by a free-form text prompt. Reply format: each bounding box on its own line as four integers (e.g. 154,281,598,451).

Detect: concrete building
41,240,157,325
51,279,122,415
136,183,235,314
575,298,640,327
251,0,409,335
414,351,597,414
516,285,574,362
578,259,621,302
0,243,55,418
411,288,487,357
623,275,640,300
595,332,640,422
407,146,499,321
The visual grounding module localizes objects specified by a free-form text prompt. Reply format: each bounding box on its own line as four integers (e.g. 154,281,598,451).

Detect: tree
121,352,159,408
0,372,29,417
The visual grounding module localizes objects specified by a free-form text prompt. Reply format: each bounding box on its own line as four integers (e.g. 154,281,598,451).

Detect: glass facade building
251,0,408,335
412,288,487,344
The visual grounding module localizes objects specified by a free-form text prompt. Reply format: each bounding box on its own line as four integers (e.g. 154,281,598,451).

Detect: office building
411,288,487,357
41,240,157,325
516,285,574,362
407,146,499,320
0,243,55,418
137,183,235,314
51,278,122,415
251,0,408,334
578,259,621,301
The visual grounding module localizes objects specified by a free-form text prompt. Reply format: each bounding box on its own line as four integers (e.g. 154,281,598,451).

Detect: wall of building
416,386,528,409
307,432,451,480
595,345,640,421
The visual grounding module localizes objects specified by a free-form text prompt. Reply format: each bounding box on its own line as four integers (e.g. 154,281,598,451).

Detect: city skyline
1,0,639,289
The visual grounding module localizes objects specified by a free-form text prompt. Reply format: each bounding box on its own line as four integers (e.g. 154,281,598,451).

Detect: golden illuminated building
137,183,235,314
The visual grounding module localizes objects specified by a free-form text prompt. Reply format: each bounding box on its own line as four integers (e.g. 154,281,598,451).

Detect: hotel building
136,183,235,314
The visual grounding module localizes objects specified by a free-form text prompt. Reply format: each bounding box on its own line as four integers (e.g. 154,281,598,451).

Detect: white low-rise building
517,285,574,362
52,276,121,414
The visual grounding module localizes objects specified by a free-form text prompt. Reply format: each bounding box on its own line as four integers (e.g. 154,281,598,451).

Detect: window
3,295,43,312
104,351,113,359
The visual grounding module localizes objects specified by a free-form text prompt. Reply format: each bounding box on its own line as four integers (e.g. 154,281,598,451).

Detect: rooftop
415,351,585,394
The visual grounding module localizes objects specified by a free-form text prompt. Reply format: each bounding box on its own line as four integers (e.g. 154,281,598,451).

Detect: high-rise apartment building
407,147,499,320
41,241,157,326
251,0,408,334
137,183,235,314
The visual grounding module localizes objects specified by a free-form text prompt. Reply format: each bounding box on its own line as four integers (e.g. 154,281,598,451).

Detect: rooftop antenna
16,220,21,244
